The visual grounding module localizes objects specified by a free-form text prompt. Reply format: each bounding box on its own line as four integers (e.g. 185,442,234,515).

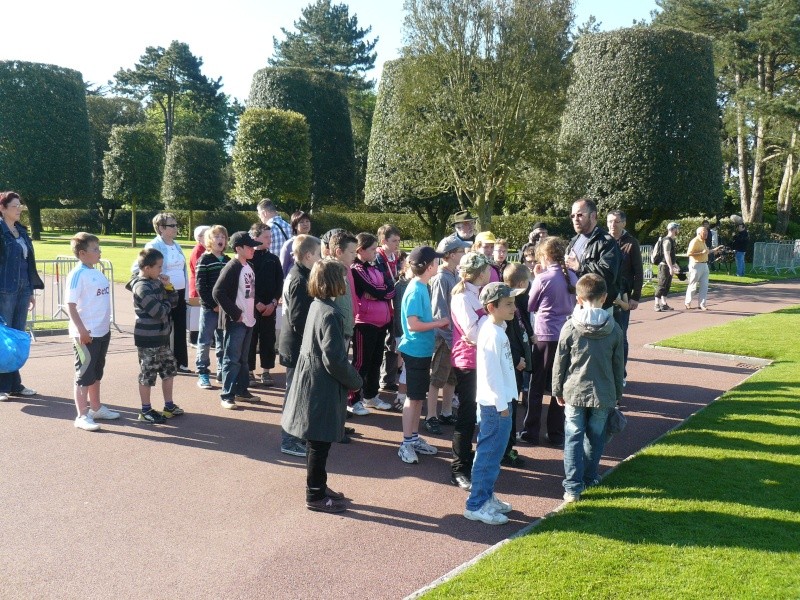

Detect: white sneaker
398,443,419,464
412,436,438,455
563,491,580,503
0,393,8,402
350,400,371,416
74,414,100,431
362,395,392,410
489,494,513,514
220,399,238,410
89,405,120,420
464,499,508,525
16,387,37,396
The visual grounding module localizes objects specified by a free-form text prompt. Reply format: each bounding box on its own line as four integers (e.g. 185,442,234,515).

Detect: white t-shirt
237,263,256,327
66,264,111,338
163,243,187,290
476,319,517,413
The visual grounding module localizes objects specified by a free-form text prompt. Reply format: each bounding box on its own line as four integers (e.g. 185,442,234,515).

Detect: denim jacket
0,221,44,294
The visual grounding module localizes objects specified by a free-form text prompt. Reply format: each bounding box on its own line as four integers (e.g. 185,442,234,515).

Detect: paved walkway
1,279,797,599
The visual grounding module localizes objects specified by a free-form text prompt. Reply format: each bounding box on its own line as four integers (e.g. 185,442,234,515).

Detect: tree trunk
188,209,194,241
749,113,768,223
131,199,138,247
776,128,797,235
735,72,752,222
474,197,493,233
27,198,42,241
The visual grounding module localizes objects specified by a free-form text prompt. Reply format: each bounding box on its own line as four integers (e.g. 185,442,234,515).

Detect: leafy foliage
231,108,312,212
0,60,93,239
102,125,164,245
248,67,355,208
559,27,724,237
270,0,378,90
113,41,225,150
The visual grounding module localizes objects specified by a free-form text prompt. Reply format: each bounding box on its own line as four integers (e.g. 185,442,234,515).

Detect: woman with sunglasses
0,192,44,402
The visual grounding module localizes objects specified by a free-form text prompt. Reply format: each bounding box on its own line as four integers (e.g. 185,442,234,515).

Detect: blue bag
0,316,31,373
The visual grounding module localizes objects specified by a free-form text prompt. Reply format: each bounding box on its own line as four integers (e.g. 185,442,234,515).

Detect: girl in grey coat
282,260,363,513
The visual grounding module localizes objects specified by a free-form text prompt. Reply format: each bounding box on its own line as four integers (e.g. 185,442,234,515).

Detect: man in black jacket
565,198,621,312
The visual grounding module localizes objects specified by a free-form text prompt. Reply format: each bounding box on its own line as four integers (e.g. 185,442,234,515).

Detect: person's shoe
392,395,406,411
220,399,238,410
338,434,352,444
412,436,438,455
325,487,345,500
177,365,193,374
654,304,663,312
306,496,346,513
684,303,693,310
0,393,8,402
362,395,392,410
501,450,524,467
280,441,307,457
585,478,602,488
489,494,513,514
700,305,708,311
248,371,259,386
161,404,185,418
344,426,356,434
74,414,100,431
349,400,371,416
260,372,275,387
89,405,120,420
215,372,222,382
138,409,166,424
197,374,213,389
438,414,456,426
563,491,581,503
12,387,37,397
235,391,260,403
379,383,399,393
451,472,472,491
464,499,508,525
662,304,674,311
398,443,419,464
424,416,442,434
544,433,565,447
516,431,539,445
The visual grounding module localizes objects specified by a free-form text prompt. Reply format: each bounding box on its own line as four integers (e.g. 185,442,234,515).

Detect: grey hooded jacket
552,306,624,408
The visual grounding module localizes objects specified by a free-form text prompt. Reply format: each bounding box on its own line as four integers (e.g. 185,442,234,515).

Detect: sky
3,0,658,103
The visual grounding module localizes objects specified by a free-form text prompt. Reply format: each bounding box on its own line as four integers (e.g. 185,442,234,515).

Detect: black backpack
651,237,664,264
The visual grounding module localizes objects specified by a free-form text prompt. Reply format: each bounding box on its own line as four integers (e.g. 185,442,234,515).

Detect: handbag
0,316,31,373
605,406,627,441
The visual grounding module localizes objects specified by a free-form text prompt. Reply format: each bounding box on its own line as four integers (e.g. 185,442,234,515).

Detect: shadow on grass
666,429,800,455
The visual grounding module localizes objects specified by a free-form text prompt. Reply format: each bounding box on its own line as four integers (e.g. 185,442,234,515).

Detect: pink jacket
351,259,395,327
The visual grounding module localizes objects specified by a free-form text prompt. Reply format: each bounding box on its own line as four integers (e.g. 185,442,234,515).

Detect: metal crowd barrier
640,245,654,288
28,257,120,340
752,241,800,275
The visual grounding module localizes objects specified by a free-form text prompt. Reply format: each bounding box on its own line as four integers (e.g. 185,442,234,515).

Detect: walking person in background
685,226,722,311
282,260,363,514
257,198,292,256
0,192,44,402
653,223,680,312
732,222,749,277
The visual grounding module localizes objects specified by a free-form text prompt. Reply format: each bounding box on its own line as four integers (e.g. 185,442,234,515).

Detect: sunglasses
162,223,178,228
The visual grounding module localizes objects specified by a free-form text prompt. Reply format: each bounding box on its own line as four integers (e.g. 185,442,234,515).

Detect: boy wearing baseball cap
397,246,450,464
463,282,522,525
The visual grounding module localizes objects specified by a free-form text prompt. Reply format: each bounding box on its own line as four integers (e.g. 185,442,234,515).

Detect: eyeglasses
162,223,178,228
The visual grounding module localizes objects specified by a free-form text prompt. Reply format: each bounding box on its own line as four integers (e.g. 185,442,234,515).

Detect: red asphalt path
1,279,797,599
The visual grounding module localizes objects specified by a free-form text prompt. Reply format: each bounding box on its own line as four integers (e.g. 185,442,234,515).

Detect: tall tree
86,96,145,234
103,125,163,246
400,0,573,230
270,0,378,90
655,0,800,224
112,41,224,150
0,61,93,239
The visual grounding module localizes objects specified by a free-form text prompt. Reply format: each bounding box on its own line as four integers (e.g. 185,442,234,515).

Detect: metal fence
751,241,800,274
28,257,120,340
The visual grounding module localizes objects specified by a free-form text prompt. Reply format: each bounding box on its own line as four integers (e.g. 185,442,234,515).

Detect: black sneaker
438,414,456,426
424,416,442,435
138,408,166,424
501,450,525,467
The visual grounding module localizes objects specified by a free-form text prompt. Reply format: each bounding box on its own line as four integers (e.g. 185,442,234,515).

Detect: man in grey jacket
553,273,624,503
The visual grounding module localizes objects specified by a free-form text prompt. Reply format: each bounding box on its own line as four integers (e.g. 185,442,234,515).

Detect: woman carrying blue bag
0,192,43,402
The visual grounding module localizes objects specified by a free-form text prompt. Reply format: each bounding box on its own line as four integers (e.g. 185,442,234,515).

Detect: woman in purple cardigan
518,237,577,446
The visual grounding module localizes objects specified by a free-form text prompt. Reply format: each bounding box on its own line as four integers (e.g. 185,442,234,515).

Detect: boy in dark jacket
212,232,261,410
195,225,230,389
127,248,182,424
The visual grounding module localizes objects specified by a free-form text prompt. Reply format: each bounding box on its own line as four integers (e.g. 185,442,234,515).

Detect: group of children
64,223,624,523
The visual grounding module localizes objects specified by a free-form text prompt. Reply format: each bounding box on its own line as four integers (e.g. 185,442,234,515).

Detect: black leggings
170,292,188,368
306,440,332,502
451,367,477,475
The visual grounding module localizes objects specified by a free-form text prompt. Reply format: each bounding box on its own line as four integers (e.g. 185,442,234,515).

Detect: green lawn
423,306,800,599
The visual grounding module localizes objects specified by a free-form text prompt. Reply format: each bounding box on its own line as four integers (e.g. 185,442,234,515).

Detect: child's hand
533,263,545,276
556,396,565,406
437,317,450,329
78,329,92,345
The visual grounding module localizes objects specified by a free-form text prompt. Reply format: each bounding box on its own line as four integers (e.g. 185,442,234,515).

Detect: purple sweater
528,264,577,342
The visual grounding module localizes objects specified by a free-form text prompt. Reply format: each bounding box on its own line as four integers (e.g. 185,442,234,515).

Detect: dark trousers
306,440,332,502
248,311,277,372
170,291,188,368
655,263,673,298
349,323,387,403
451,367,477,475
522,340,564,443
380,327,399,388
505,398,520,456
613,306,631,374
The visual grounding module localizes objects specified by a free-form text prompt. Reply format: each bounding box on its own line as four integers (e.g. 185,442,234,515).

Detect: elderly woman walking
0,192,44,401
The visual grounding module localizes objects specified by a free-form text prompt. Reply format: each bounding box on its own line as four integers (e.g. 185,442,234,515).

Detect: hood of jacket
570,305,615,338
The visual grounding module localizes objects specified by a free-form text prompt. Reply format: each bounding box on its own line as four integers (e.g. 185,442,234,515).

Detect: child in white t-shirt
463,282,521,525
66,233,119,431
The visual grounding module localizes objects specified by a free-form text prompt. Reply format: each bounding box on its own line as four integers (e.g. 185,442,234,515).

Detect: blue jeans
220,322,253,401
195,307,223,375
466,405,512,511
563,404,612,496
735,251,746,276
0,284,31,393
